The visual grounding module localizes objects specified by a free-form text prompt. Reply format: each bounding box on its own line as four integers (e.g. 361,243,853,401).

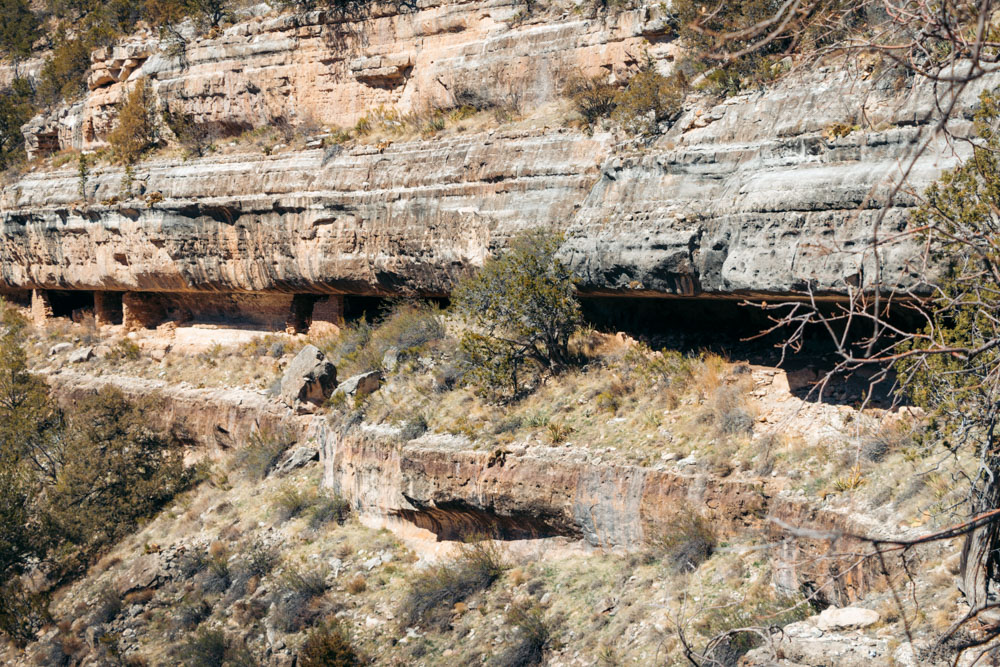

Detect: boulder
49,342,72,356
382,347,399,371
278,345,337,407
68,346,94,363
116,554,165,596
274,445,319,475
814,606,880,631
333,370,382,402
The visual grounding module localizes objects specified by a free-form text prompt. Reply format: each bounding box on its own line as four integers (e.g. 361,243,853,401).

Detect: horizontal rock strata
4,3,995,302
45,370,899,604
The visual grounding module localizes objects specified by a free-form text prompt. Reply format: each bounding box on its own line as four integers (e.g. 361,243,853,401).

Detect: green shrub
0,305,189,642
0,79,35,170
271,564,329,632
108,338,141,361
672,0,861,96
185,0,227,28
179,628,226,666
231,428,293,480
173,596,212,631
163,106,217,157
595,390,620,414
178,627,255,667
400,540,507,631
546,422,573,444
238,538,279,579
241,334,287,359
490,602,552,667
702,385,754,437
177,549,209,579
454,229,581,400
282,564,328,598
108,77,159,165
0,0,39,60
273,484,315,522
324,301,445,377
860,421,915,463
646,512,717,573
565,68,685,135
492,415,523,435
37,36,92,106
43,387,188,561
625,345,696,387
694,592,808,665
0,583,48,647
397,414,428,442
308,494,351,529
611,69,685,136
565,75,619,127
345,574,366,594
298,621,361,667
200,544,231,594
92,585,122,624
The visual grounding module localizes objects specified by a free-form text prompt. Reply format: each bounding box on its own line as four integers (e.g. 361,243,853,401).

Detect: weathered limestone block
350,53,413,86
815,606,880,631
22,103,88,160
333,370,381,402
68,347,95,363
274,445,320,475
279,345,338,408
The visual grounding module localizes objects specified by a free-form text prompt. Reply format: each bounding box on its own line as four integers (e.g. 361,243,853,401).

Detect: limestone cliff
0,0,987,308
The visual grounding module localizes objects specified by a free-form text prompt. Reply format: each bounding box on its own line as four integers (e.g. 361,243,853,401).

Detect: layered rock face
1,1,991,315
27,0,670,155
46,370,881,605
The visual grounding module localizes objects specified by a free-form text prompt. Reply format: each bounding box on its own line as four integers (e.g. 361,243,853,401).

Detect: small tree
0,302,50,644
43,387,186,552
611,68,685,136
185,0,227,28
108,77,159,165
37,35,91,106
890,88,1000,613
453,229,581,399
564,74,619,128
298,622,361,667
162,105,215,157
0,79,34,170
0,0,38,61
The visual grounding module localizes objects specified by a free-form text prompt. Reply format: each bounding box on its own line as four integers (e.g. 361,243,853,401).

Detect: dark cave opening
395,502,577,542
47,290,95,320
579,296,918,407
0,290,31,308
342,295,450,323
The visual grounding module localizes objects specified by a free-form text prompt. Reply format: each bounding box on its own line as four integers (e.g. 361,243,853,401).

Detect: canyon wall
27,0,672,153
47,370,881,605
2,0,990,310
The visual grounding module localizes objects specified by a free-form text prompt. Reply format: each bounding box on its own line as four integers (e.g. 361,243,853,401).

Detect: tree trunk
960,447,1000,614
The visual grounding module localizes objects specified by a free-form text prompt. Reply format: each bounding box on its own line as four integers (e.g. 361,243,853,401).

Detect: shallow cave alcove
47,290,95,320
